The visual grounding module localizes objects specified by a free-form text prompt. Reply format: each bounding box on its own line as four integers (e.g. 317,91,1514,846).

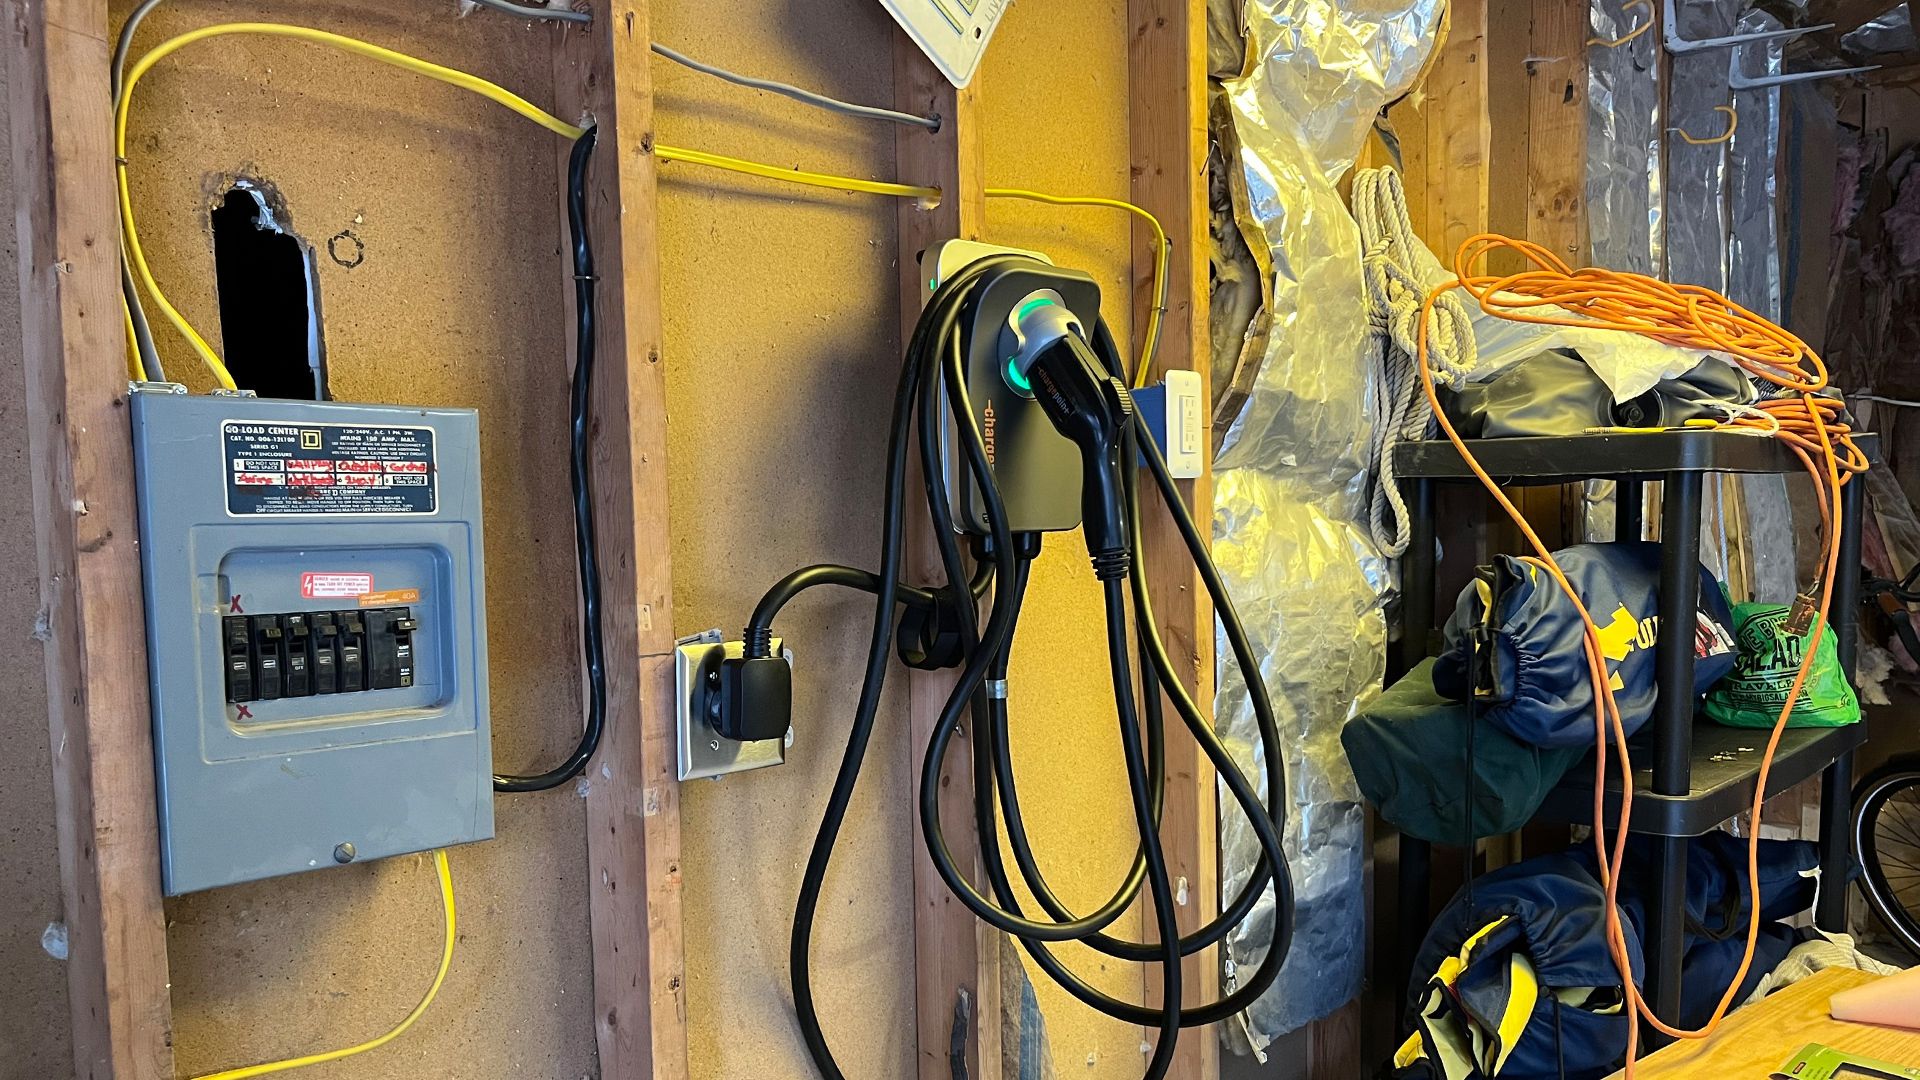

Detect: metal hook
1726,43,1878,89
1663,0,1833,53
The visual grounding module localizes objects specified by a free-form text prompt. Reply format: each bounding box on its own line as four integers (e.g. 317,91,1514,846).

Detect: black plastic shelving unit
1385,429,1873,1036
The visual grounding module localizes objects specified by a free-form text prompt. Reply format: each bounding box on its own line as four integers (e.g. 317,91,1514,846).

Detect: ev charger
924,240,1104,536
129,387,493,894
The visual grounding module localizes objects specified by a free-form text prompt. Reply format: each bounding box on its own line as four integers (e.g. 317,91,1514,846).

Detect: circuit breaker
130,388,493,895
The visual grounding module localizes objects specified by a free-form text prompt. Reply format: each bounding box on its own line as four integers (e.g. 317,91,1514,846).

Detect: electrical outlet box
130,388,492,894
675,630,791,780
924,240,1105,536
879,0,1014,88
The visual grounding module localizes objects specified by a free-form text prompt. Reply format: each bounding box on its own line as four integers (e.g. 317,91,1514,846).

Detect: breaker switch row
224,607,417,704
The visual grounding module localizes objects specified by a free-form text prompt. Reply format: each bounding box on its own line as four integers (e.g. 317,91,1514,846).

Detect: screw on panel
333,842,356,864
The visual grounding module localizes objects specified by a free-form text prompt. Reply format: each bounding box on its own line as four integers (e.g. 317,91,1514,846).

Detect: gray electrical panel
130,388,493,895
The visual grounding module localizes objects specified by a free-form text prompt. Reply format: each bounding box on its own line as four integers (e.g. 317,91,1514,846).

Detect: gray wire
649,42,940,130
121,259,166,382
465,0,592,24
114,0,169,382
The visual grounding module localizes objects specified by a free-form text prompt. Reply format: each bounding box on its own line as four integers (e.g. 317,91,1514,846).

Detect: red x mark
229,595,244,613
234,704,252,720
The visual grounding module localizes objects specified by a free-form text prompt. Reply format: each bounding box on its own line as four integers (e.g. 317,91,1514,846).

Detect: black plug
1020,332,1135,578
713,652,792,742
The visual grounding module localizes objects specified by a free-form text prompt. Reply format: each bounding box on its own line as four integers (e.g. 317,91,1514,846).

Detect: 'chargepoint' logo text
982,401,996,465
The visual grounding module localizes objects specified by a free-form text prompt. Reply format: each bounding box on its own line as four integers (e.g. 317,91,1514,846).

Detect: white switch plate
1161,368,1204,479
879,0,1015,88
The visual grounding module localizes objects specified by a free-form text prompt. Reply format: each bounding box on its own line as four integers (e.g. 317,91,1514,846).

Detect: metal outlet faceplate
674,630,791,781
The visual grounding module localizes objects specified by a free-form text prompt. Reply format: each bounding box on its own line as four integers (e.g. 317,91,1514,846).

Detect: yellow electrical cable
654,144,940,200
116,23,588,390
189,849,456,1080
1674,104,1739,146
120,23,1173,392
1588,0,1654,47
983,188,1171,388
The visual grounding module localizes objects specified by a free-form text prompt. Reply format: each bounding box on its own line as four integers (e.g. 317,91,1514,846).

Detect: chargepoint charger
701,242,1296,1080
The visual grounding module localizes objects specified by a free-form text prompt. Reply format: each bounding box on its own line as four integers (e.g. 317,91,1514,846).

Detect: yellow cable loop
1673,104,1739,146
121,24,1172,392
1588,0,1654,48
118,23,587,390
982,188,1171,388
189,850,457,1080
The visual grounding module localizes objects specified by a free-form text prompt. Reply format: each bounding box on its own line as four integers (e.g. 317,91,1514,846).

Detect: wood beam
892,37,999,1080
9,2,176,1076
552,7,688,1078
1527,0,1591,541
1127,0,1220,1076
1525,0,1589,269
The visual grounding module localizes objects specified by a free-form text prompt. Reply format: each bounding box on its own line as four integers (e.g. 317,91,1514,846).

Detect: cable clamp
573,273,598,283
985,678,1008,700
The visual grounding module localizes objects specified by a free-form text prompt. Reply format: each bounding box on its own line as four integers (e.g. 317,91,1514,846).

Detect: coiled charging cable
755,256,1295,1080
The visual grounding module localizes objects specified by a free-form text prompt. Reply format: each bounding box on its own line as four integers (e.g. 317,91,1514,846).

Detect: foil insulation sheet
1212,0,1441,1048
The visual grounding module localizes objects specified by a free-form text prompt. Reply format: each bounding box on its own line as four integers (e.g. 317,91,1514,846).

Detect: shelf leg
1392,478,1438,683
1649,835,1689,1023
1617,478,1644,542
1396,835,1431,1028
1392,477,1437,1028
1644,472,1703,1042
1817,476,1866,930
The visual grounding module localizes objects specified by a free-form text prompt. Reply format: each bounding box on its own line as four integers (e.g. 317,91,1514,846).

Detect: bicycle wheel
1853,763,1920,959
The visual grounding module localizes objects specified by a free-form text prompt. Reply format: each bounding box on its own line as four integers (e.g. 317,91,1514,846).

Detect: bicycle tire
1853,762,1920,959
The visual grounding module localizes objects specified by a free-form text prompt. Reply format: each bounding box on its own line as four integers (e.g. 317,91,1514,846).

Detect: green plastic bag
1704,602,1860,728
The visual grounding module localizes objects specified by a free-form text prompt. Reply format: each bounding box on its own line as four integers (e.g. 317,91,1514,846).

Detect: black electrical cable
744,559,993,658
780,254,1295,1078
974,553,1170,940
985,417,1281,962
971,422,1296,1027
915,299,1180,1072
920,312,1296,1022
493,128,605,793
918,305,1293,956
789,260,959,1080
915,335,1169,942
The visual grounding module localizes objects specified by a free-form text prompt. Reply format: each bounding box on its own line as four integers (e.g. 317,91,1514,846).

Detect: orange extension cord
1413,234,1868,1073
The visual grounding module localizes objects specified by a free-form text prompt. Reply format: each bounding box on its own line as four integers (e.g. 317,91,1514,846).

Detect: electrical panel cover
130,390,493,894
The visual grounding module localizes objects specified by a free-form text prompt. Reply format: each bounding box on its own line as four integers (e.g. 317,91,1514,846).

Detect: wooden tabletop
1606,968,1920,1077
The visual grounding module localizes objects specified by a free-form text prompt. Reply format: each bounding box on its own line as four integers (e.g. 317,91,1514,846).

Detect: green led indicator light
1016,296,1057,320
929,277,938,290
1005,357,1031,394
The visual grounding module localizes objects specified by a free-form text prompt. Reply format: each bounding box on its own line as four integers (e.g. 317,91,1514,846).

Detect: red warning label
301,572,374,599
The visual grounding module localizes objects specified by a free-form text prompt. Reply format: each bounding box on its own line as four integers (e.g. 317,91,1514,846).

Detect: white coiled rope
1354,167,1478,557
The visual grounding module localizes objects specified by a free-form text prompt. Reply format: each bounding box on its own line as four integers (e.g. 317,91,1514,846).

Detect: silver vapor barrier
1211,0,1440,1051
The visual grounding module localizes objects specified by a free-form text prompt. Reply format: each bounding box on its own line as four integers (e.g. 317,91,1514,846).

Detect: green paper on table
1774,1043,1920,1079
1705,601,1860,729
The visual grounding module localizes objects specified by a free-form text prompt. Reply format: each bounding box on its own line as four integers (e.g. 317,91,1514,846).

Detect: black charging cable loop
781,257,1295,1080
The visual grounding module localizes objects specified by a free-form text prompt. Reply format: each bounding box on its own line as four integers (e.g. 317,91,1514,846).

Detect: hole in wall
211,180,330,400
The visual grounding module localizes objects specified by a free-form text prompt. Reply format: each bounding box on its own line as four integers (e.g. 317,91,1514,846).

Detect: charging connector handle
1025,332,1135,577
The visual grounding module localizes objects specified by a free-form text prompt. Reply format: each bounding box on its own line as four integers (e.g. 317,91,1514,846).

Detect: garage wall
0,22,76,1077
3,1,1158,1077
